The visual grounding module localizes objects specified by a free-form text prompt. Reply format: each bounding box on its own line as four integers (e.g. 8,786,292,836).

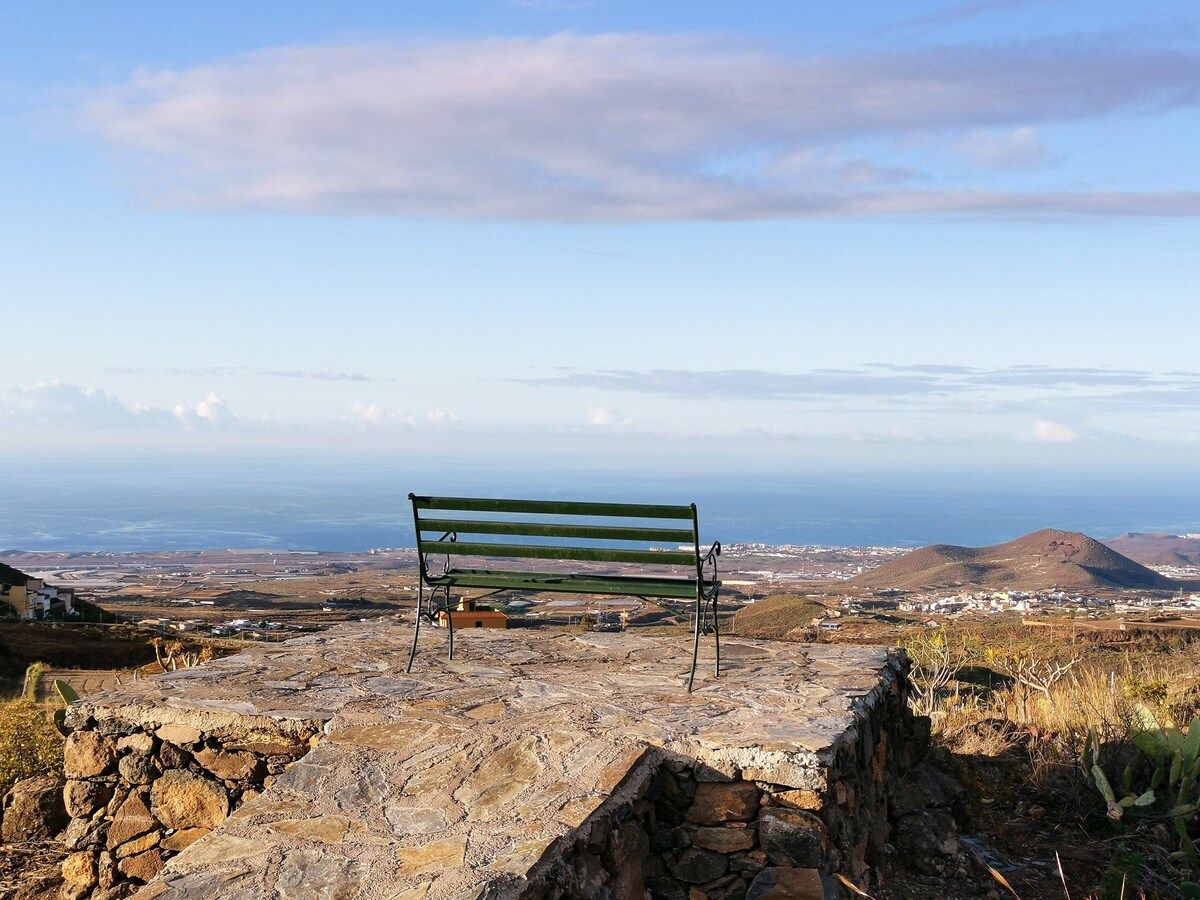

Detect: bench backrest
409,494,705,578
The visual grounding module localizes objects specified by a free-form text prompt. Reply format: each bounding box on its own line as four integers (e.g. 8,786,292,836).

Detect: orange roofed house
434,597,508,630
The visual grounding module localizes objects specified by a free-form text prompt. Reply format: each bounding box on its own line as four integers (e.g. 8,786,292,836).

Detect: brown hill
733,594,828,639
851,528,1174,591
1103,533,1200,568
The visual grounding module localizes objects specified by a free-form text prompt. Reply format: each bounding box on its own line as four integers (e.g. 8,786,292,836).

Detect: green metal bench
406,494,721,691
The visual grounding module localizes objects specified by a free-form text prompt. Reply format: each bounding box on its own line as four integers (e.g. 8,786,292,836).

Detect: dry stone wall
516,757,804,900
511,664,927,900
58,715,318,899
811,663,929,884
517,722,925,900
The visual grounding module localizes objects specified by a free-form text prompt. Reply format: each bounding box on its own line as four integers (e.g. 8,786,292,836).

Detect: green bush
1124,675,1171,710
0,697,64,796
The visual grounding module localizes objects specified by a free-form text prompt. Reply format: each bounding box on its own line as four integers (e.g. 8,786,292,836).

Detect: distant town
4,533,1200,643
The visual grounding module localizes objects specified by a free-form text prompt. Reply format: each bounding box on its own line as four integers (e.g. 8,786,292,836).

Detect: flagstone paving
62,623,904,899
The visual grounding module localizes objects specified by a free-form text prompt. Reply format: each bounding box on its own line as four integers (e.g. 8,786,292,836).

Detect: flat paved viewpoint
61,623,913,899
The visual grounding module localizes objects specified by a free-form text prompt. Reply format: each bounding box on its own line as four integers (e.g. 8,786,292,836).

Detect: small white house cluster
896,590,1107,615
0,567,77,619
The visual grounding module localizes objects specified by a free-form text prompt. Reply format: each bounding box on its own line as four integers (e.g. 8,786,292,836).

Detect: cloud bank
0,382,233,430
76,32,1200,220
519,364,1200,402
0,382,460,439
107,366,370,382
347,403,460,428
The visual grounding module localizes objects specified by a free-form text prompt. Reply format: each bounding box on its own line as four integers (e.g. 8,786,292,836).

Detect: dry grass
923,657,1199,758
0,840,66,900
731,594,828,639
908,634,1200,898
911,624,1200,753
0,697,64,796
927,690,1023,757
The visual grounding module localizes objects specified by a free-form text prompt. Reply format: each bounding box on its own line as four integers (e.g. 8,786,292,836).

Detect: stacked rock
520,759,844,900
59,720,317,900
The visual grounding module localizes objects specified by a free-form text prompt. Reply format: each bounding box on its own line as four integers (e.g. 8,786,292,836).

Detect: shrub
904,630,973,717
22,661,46,700
0,697,64,796
1125,675,1171,711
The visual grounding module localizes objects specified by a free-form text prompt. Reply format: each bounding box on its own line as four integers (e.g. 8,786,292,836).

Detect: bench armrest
700,540,721,595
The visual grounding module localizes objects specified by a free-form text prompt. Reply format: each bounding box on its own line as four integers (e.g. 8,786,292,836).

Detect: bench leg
445,587,455,661
711,591,721,679
405,581,425,673
688,596,702,692
687,592,721,692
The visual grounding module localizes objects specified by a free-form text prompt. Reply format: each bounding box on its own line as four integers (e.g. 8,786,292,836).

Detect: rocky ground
868,745,1190,900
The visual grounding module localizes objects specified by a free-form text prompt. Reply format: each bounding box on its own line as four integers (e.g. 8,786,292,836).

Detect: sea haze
1,456,1197,552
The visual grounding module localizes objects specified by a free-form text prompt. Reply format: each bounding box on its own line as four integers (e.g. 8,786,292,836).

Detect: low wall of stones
819,658,930,884
520,656,926,900
58,716,318,900
520,757,844,900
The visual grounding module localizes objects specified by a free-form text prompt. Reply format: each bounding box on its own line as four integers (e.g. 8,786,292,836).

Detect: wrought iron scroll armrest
435,531,457,577
700,541,720,595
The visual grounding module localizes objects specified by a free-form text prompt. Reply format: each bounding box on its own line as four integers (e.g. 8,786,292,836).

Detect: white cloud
347,403,459,429
349,401,383,424
0,382,166,428
260,370,369,382
954,126,1048,168
2,384,468,438
74,33,1200,221
0,382,255,436
586,406,632,428
766,148,917,188
1032,419,1078,443
173,393,234,428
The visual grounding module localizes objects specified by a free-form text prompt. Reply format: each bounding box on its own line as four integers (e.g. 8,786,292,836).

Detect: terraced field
36,668,130,700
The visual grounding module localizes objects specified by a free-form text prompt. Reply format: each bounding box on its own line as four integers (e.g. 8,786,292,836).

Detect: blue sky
2,1,1199,477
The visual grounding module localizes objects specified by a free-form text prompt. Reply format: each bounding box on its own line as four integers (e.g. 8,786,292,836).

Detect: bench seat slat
424,568,715,599
417,518,697,544
417,541,696,566
411,495,695,519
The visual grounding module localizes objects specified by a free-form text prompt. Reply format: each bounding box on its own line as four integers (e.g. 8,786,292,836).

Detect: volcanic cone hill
1103,532,1200,568
850,528,1175,591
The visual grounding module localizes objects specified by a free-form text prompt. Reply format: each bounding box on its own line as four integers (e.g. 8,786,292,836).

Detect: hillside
850,528,1174,591
732,594,828,639
0,562,27,587
1103,532,1200,568
0,622,155,679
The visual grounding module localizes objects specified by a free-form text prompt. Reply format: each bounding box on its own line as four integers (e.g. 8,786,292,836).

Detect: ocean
1,456,1196,552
